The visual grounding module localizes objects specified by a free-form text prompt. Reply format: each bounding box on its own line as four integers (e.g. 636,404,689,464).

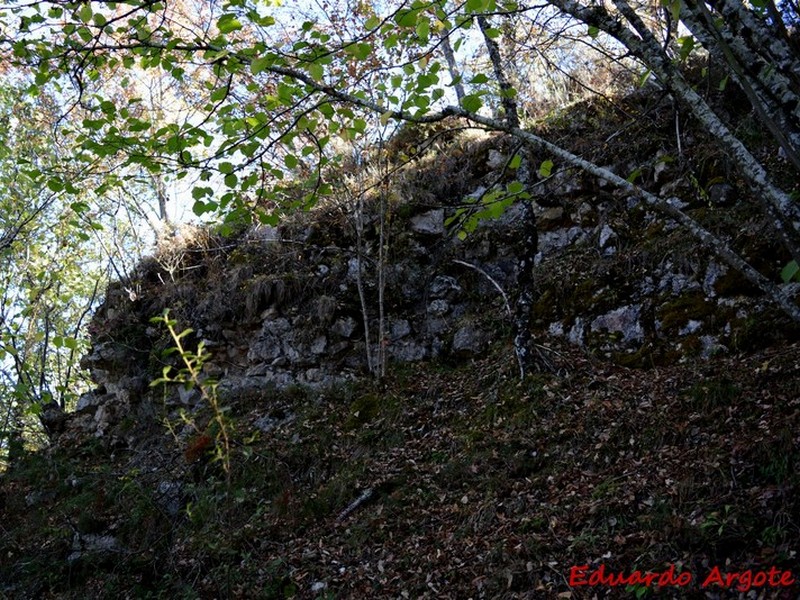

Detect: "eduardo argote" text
568,563,795,593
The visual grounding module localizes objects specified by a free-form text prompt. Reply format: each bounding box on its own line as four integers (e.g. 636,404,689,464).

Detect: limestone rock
390,340,428,362
410,209,444,235
390,319,411,339
590,304,644,345
427,299,450,317
452,324,488,356
429,275,462,300
331,316,357,339
68,533,123,565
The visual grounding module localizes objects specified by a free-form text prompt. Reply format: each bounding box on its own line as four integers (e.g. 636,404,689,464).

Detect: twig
336,487,375,522
453,259,512,317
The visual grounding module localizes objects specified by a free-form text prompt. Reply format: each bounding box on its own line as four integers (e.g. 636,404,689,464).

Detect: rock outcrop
59,123,797,444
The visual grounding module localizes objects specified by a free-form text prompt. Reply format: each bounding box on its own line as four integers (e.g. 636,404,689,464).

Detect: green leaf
284,154,298,169
395,9,420,28
670,0,681,22
77,26,93,42
461,94,482,113
218,14,243,34
365,15,380,29
678,36,695,61
416,19,430,42
78,4,93,23
383,33,399,50
507,181,524,194
99,100,116,115
251,56,272,75
588,25,600,38
626,168,642,183
224,173,238,188
193,201,209,216
82,118,106,130
500,86,517,99
64,337,78,350
470,73,489,84
509,154,522,169
538,160,553,177
210,86,228,102
192,186,212,200
308,62,324,81
781,260,800,283
47,179,64,192
346,42,372,60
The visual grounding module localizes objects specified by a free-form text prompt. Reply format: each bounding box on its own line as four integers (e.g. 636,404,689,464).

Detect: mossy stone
657,293,715,333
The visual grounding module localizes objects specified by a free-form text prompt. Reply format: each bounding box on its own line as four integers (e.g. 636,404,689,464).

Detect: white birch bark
679,1,800,158
548,0,800,267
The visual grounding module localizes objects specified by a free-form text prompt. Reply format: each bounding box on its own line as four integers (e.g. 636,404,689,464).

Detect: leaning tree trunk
548,0,800,269
678,1,800,169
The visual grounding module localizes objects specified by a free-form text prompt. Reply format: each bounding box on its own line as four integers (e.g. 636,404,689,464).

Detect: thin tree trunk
513,197,538,378
354,192,374,375
477,14,520,129
440,32,465,103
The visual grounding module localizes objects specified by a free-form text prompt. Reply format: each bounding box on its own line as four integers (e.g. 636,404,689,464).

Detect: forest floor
2,336,798,599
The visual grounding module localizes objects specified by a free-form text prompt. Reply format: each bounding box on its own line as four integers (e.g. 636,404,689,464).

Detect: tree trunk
513,198,539,378
477,14,520,129
440,32,465,103
547,0,800,267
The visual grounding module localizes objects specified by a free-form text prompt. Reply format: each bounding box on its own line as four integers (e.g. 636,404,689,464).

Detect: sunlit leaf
461,94,482,113
507,181,524,194
308,62,324,81
77,4,92,23
395,8,419,27
217,14,243,33
251,56,273,75
416,19,430,42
